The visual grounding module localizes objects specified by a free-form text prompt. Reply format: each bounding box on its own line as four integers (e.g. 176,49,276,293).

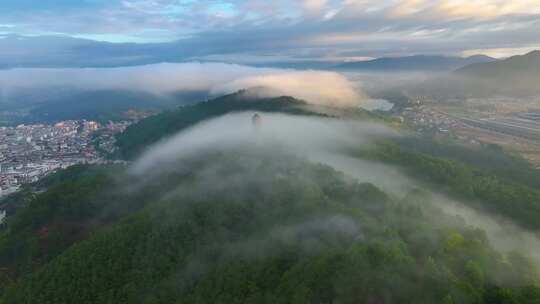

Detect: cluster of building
397,100,540,166
93,121,132,155
398,104,463,135
0,120,130,198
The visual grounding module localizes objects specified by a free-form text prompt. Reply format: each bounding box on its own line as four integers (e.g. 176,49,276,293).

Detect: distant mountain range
0,35,499,71
455,50,540,95
457,50,540,75
335,55,496,72
416,50,540,98
0,35,185,69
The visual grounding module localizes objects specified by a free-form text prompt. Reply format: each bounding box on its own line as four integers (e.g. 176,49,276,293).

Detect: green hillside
1,92,539,303
2,150,539,303
115,90,379,159
363,140,540,230
116,91,312,159
117,91,330,159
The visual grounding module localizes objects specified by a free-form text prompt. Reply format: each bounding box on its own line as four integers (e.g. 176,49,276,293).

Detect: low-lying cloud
130,112,401,189
0,62,364,107
211,70,363,107
429,193,540,262
130,111,540,263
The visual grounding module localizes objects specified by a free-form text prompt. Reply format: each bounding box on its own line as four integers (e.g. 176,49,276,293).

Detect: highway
434,109,540,141
457,117,540,141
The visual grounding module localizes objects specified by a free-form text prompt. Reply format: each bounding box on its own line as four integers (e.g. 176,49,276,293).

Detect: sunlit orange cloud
338,0,390,15
310,31,399,44
463,45,540,58
437,0,540,18
312,32,370,43
390,0,430,17
302,0,329,11
213,70,365,107
389,0,540,18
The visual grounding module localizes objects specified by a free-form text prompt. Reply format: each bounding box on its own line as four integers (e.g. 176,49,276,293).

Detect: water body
362,99,394,111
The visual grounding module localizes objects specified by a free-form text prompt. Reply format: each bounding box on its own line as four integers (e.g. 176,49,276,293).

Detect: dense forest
1,92,540,303
115,91,540,232
115,91,320,159
1,150,539,303
360,141,540,231
114,90,384,160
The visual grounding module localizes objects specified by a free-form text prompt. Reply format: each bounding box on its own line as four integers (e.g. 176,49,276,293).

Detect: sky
0,0,539,64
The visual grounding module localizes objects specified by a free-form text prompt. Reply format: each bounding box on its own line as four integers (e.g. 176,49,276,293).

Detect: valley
0,88,538,303
1,6,540,301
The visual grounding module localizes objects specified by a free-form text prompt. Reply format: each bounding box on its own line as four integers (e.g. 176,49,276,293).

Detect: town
397,98,540,167
0,120,131,198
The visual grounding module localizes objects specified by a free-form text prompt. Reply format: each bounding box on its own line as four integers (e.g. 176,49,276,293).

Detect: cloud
435,0,540,18
130,110,540,262
130,112,405,194
389,0,540,18
462,44,540,58
211,70,363,107
0,62,365,107
0,0,539,63
429,193,540,262
302,0,330,15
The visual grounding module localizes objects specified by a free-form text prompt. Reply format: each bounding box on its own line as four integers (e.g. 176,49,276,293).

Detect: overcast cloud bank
0,62,365,107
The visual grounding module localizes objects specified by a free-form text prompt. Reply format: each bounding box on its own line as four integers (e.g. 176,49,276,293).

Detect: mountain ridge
335,54,496,71
456,50,540,76
114,89,379,159
3,148,540,303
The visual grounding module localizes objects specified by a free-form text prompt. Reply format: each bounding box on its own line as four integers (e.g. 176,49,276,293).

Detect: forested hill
1,89,539,303
115,90,376,159
2,150,540,303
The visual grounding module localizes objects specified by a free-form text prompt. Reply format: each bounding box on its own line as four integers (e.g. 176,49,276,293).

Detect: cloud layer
0,62,364,107
130,111,540,262
0,0,539,65
212,70,363,107
130,112,402,191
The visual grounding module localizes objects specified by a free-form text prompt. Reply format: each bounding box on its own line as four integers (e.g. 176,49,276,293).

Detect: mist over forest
1,1,540,303
0,51,539,303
